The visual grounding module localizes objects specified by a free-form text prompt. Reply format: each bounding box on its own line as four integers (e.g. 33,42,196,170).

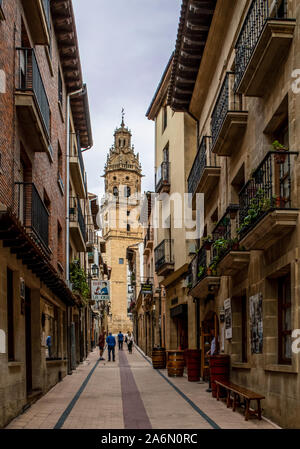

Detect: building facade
101,119,143,334
0,0,95,428
146,56,198,353
166,0,300,428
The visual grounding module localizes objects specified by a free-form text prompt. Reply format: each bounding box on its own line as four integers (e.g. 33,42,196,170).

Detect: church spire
121,107,125,127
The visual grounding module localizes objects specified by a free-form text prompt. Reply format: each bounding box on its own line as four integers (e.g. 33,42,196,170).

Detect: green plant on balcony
237,189,277,234
70,260,90,302
198,265,206,278
208,256,219,275
212,237,230,256
272,140,288,164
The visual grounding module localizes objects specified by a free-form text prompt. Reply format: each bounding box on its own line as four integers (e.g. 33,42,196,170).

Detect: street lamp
91,263,99,277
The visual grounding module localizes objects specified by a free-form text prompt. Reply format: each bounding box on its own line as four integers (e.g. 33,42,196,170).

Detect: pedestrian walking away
117,331,124,350
98,330,106,360
106,332,116,361
127,332,134,354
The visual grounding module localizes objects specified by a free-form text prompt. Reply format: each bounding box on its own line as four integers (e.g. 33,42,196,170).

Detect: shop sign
91,280,110,301
250,293,263,354
141,283,153,295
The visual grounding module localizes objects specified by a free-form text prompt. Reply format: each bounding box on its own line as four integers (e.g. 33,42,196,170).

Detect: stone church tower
101,115,143,333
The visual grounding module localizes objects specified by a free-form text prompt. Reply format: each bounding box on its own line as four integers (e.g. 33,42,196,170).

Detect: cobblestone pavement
6,345,279,429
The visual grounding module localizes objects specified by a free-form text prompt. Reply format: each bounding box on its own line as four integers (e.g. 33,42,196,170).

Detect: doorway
201,311,219,380
25,286,32,394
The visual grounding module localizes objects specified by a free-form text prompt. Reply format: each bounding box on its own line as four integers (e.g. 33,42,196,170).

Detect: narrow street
6,346,278,430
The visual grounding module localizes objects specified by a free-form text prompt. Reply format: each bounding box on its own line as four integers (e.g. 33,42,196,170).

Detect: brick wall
0,0,68,276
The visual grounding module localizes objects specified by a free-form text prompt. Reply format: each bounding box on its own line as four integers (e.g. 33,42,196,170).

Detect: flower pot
232,243,239,251
274,152,287,164
218,226,226,233
206,268,212,276
204,242,212,250
276,196,286,208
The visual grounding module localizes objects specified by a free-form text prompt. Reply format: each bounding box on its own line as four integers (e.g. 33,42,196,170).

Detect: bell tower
101,113,143,333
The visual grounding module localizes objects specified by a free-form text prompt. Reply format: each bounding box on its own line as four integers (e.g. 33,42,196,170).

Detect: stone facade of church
101,119,143,334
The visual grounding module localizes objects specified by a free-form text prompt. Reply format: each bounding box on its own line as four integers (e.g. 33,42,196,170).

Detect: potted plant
230,237,240,251
198,265,206,278
203,235,213,250
275,195,287,208
272,140,288,164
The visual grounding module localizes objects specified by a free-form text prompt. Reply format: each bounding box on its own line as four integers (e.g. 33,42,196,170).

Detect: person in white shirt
127,332,134,353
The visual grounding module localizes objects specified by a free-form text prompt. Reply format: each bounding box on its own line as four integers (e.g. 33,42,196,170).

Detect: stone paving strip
132,345,279,430
6,345,280,430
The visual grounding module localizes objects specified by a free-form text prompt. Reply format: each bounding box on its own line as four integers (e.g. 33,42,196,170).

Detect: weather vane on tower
121,107,125,126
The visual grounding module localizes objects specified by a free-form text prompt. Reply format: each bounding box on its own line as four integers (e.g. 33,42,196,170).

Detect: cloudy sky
72,0,181,200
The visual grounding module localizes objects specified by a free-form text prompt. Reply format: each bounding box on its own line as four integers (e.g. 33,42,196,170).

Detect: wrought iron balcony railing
144,226,153,248
14,182,49,252
211,205,239,262
188,246,207,289
211,72,243,148
188,136,215,196
69,197,86,241
154,239,174,272
155,161,170,193
234,0,288,92
76,132,86,182
16,48,50,139
238,151,298,239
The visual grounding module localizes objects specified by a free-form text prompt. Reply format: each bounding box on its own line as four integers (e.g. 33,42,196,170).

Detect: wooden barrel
167,351,185,377
186,349,201,382
152,348,166,369
210,355,230,398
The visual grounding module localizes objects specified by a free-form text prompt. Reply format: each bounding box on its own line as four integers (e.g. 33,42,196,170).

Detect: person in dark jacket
98,331,106,360
117,331,124,350
106,332,116,362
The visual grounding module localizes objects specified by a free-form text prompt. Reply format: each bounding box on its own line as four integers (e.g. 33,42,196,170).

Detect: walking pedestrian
127,332,134,354
117,331,124,350
206,328,217,393
106,332,116,362
46,335,52,359
98,330,106,360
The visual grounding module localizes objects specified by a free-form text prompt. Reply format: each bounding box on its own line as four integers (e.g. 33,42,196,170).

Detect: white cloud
73,0,181,200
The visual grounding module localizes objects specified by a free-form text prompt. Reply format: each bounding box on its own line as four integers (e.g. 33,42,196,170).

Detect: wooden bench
215,380,265,421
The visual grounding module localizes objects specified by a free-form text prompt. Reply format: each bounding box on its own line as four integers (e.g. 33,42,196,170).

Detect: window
127,224,131,232
113,186,118,197
119,258,124,264
58,68,63,105
58,141,63,176
7,268,14,361
278,274,292,364
57,221,63,266
125,186,131,197
162,105,167,132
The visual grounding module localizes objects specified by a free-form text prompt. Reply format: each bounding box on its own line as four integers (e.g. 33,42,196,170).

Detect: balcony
211,72,248,157
69,197,86,252
15,48,50,154
86,225,98,248
154,239,174,276
188,136,220,202
238,151,299,250
69,133,86,199
21,0,51,45
188,247,220,300
218,251,250,277
144,227,154,254
155,162,170,193
234,0,295,96
14,182,50,255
